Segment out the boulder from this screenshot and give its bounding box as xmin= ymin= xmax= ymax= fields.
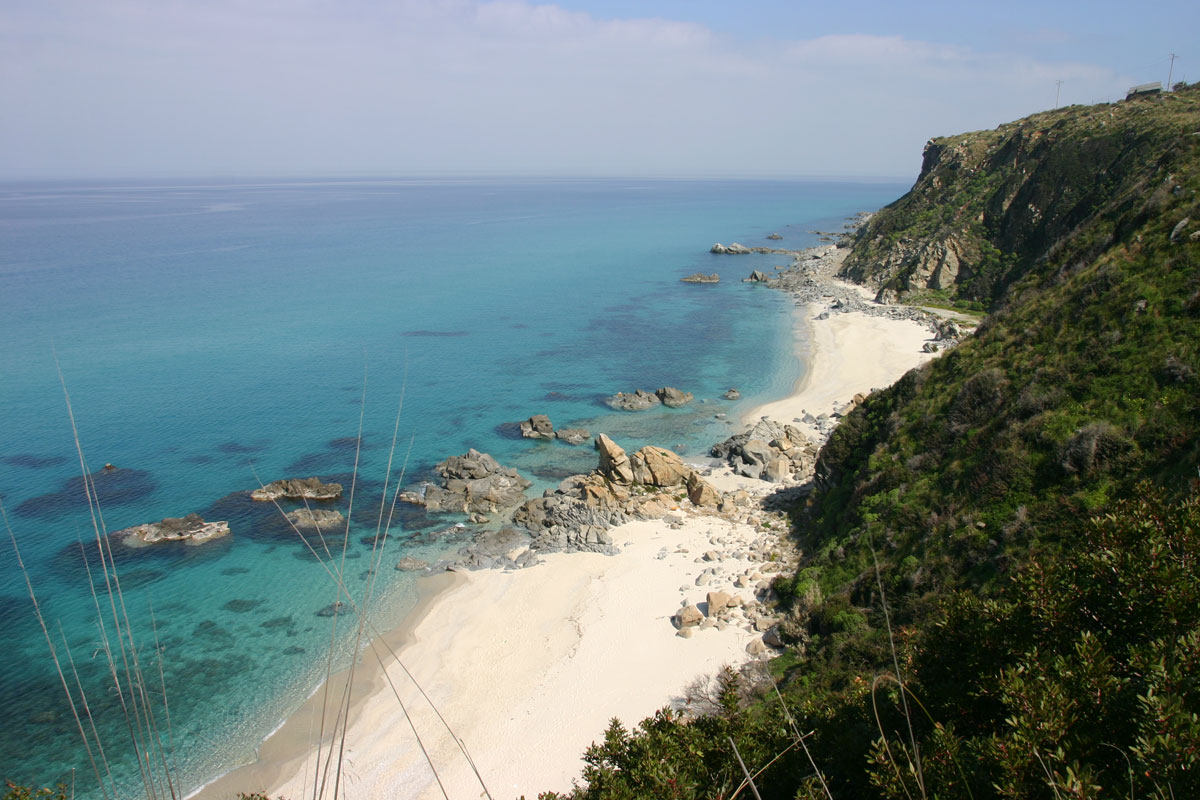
xmin=723 ymin=388 xmax=741 ymax=400
xmin=630 ymin=446 xmax=692 ymax=487
xmin=116 ymin=514 xmax=230 ymax=547
xmin=766 ymin=233 xmax=783 ymax=240
xmin=251 ymin=477 xmax=343 ymax=502
xmin=686 ymin=472 xmax=721 ymax=507
xmin=764 ymin=456 xmax=791 ymax=483
xmin=681 ymin=273 xmax=720 ymax=283
xmin=595 ymin=434 xmax=634 ymax=485
xmin=519 ymin=414 xmax=555 ymax=439
xmin=605 ymin=389 xmax=661 ymax=411
xmin=674 ymin=605 xmax=704 ymax=629
xmin=706 ymin=590 xmax=733 ymax=616
xmin=746 ymin=638 xmax=767 ymax=656
xmin=285 ymin=509 xmax=345 ymax=530
xmin=554 ymin=428 xmax=591 ymax=445
xmin=395 ymin=557 xmax=430 ymax=571
xmin=655 ymin=387 xmax=694 ymax=408
xmin=745 ymin=270 xmax=769 ymax=282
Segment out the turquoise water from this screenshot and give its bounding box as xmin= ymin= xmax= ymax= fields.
xmin=0 ymin=177 xmax=905 ymax=795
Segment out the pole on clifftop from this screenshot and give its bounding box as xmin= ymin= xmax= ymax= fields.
xmin=1168 ymin=53 xmax=1177 ymax=90
xmin=1055 ymin=79 xmax=1063 ymax=108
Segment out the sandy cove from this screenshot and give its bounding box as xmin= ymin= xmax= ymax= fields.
xmin=197 ymin=250 xmax=942 ymax=800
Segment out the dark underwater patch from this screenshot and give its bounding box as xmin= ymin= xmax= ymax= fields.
xmin=14 ymin=467 xmax=157 ymax=519
xmin=2 ymin=454 xmax=68 ymax=469
xmin=402 ymin=330 xmax=469 ymax=337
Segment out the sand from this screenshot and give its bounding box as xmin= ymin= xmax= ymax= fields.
xmin=197 ymin=276 xmax=940 ymax=800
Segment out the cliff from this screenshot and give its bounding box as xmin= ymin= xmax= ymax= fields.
xmin=546 ymin=86 xmax=1200 ymax=800
xmin=841 ymin=84 xmax=1200 ymax=308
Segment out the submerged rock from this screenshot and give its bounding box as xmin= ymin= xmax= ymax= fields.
xmin=554 ymin=428 xmax=591 ymax=446
xmin=251 ymin=477 xmax=343 ymax=502
xmin=723 ymin=388 xmax=741 ymax=400
xmin=116 ymin=514 xmax=230 ymax=547
xmin=285 ymin=509 xmax=345 ymax=530
xmin=681 ymin=273 xmax=719 ymax=283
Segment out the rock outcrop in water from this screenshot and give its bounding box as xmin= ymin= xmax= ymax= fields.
xmin=655 ymin=386 xmax=693 ymax=408
xmin=605 ymin=389 xmax=661 ymax=411
xmin=400 ymin=449 xmax=532 ymax=514
xmin=251 ymin=477 xmax=343 ymax=502
xmin=605 ymin=387 xmax=693 ymax=411
xmin=116 ymin=514 xmax=230 ymax=547
xmin=519 ymin=414 xmax=555 ymax=439
xmin=681 ymin=273 xmax=719 ymax=283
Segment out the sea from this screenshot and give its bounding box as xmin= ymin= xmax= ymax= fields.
xmin=0 ymin=177 xmax=906 ymax=796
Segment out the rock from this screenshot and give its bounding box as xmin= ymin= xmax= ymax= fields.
xmin=706 ymin=590 xmax=732 ymax=616
xmin=285 ymin=509 xmax=345 ymax=530
xmin=745 ymin=270 xmax=769 ymax=282
xmin=746 ymin=638 xmax=767 ymax=656
xmin=681 ymin=273 xmax=720 ymax=283
xmin=426 ymin=449 xmax=532 ymax=513
xmin=251 ymin=477 xmax=343 ymax=502
xmin=674 ymin=605 xmax=704 ymax=629
xmin=766 ymin=233 xmax=783 ymax=240
xmin=923 ymin=342 xmax=939 ymax=353
xmin=605 ymin=389 xmax=661 ymax=411
xmin=1171 ymin=217 xmax=1191 ymax=242
xmin=710 ymin=242 xmax=752 ymax=255
xmin=316 ymin=601 xmax=353 ymax=617
xmin=754 ymin=616 xmax=777 ymax=632
xmin=723 ymin=388 xmax=741 ymax=400
xmin=453 ymin=527 xmax=536 ymax=569
xmin=519 ymin=414 xmax=555 ymax=439
xmin=764 ymin=456 xmax=790 ymax=483
xmin=686 ymin=472 xmax=721 ymax=507
xmin=595 ymin=434 xmax=635 ymax=484
xmin=655 ymin=386 xmax=694 ymax=408
xmin=763 ymin=625 xmax=786 ymax=648
xmin=676 ymin=627 xmax=695 ymax=639
xmin=703 ymin=550 xmax=720 ymax=562
xmin=554 ymin=428 xmax=591 ymax=446
xmin=395 ymin=557 xmax=430 ymax=571
xmin=630 ymin=446 xmax=692 ymax=487
xmin=116 ymin=514 xmax=230 ymax=547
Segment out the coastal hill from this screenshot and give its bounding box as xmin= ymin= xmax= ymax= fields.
xmin=543 ymin=85 xmax=1200 ymax=797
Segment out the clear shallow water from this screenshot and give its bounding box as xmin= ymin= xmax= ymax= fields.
xmin=0 ymin=177 xmax=905 ymax=795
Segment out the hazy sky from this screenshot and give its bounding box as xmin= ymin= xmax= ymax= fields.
xmin=1 ymin=0 xmax=1194 ymax=180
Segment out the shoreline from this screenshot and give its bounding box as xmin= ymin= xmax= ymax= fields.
xmin=189 ymin=570 xmax=465 ymax=800
xmin=196 ymin=240 xmax=945 ymax=800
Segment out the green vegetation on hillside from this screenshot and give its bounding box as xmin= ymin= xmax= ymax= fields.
xmin=541 ymin=86 xmax=1200 ymax=799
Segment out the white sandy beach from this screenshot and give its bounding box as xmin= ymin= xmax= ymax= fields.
xmin=199 ymin=274 xmax=941 ymax=800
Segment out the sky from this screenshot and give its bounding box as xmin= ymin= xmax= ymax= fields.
xmin=1 ymin=0 xmax=1195 ymax=180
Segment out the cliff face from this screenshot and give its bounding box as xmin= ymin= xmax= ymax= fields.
xmin=842 ymin=85 xmax=1200 ymax=307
